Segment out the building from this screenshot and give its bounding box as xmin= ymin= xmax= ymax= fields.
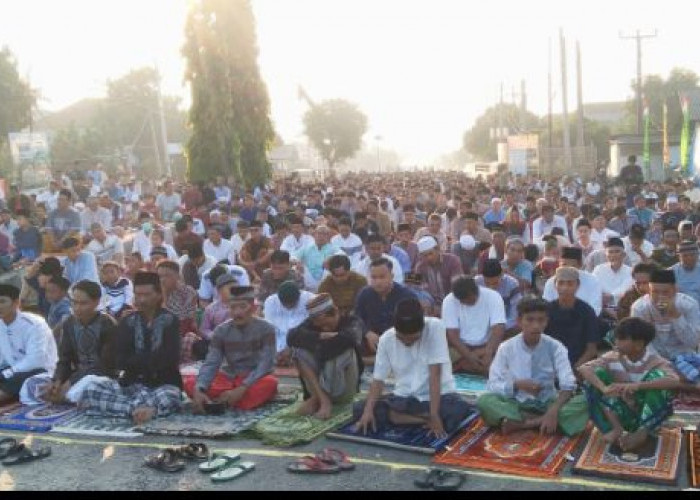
xmin=609 ymin=134 xmax=681 ymax=182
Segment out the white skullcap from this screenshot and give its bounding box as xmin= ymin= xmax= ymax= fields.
xmin=459 ymin=234 xmax=476 ymax=251
xmin=417 ymin=236 xmax=439 ymax=254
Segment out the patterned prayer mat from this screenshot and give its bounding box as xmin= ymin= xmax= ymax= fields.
xmin=690 ymin=432 xmax=699 ymax=488
xmin=0 ymin=404 xmax=78 ymax=433
xmin=674 ymin=392 xmax=700 ymax=413
xmin=51 ymin=413 xmax=143 ymax=438
xmin=251 ymin=401 xmax=354 ymax=447
xmin=327 ymin=412 xmax=479 ymax=455
xmin=454 ymin=374 xmax=488 ymax=395
xmin=0 ymin=401 xmax=21 ymax=417
xmin=573 ymin=427 xmax=682 ymax=486
xmin=433 ymin=418 xmax=583 ymax=478
xmin=273 ymin=367 xmax=299 ymax=378
xmin=134 ymin=400 xmax=294 ymax=439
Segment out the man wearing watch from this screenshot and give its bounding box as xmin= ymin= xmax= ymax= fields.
xmin=186 ymin=286 xmax=278 ymax=413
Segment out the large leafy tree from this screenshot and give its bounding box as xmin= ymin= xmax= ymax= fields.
xmin=183 ymin=0 xmax=275 ymax=187
xmin=463 ymin=103 xmax=540 ymax=161
xmin=303 ymin=99 xmax=368 ymax=176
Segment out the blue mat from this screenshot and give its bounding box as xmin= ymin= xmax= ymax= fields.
xmin=454 ymin=374 xmax=488 ymax=394
xmin=0 ymin=404 xmax=78 ymax=433
xmin=326 ymin=412 xmax=479 ymax=455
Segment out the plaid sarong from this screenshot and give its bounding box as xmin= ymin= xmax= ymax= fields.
xmin=79 ymin=379 xmax=181 ymax=419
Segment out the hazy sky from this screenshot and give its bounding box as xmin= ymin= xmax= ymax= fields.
xmin=1 ymin=0 xmax=698 ymax=164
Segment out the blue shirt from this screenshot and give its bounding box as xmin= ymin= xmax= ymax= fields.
xmin=47 ymin=297 xmax=72 ymax=329
xmin=628 ymin=207 xmax=654 ymax=229
xmin=673 ymin=262 xmax=700 ymax=307
xmin=389 ymin=245 xmax=412 ymax=275
xmin=293 ymin=243 xmax=339 ymax=281
xmin=483 ymin=209 xmax=506 ymax=225
xmin=239 ymin=207 xmax=258 ymax=224
xmin=501 ymin=259 xmax=534 ymax=285
xmin=63 ymin=251 xmax=100 ymax=285
xmin=354 ymin=283 xmax=415 ymax=335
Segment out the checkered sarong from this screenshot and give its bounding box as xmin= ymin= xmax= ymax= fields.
xmin=79 ymin=379 xmax=181 ymax=419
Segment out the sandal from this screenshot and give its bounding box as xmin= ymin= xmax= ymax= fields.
xmin=287 ymin=455 xmax=341 ymax=474
xmin=210 ymin=461 xmax=255 ymax=483
xmin=317 ymin=448 xmax=355 ymax=471
xmin=174 ymin=443 xmax=210 ymax=461
xmin=433 ymin=470 xmax=466 ymax=491
xmin=2 ymin=446 xmax=51 ymax=466
xmin=143 ymin=449 xmax=186 ymax=473
xmin=0 ymin=438 xmax=21 ymax=460
xmin=414 ymin=468 xmax=443 ymax=489
xmin=198 ymin=452 xmax=241 ymax=473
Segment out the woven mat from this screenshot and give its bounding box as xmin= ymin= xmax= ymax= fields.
xmin=0 ymin=404 xmax=78 ymax=433
xmin=52 ymin=413 xmax=143 ymax=438
xmin=674 ymin=392 xmax=700 ymax=413
xmin=690 ymin=431 xmax=699 ymax=488
xmin=327 ymin=412 xmax=478 ymax=455
xmin=573 ymin=427 xmax=682 ymax=486
xmin=250 ymin=401 xmax=353 ymax=447
xmin=433 ymin=418 xmax=583 ymax=478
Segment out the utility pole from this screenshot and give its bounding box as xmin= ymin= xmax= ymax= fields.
xmin=560 ymin=28 xmax=572 ymax=171
xmin=520 ymin=79 xmax=527 ymax=133
xmin=547 ymin=37 xmax=554 ymax=177
xmin=620 ymin=29 xmax=657 ymax=134
xmin=149 ymin=115 xmax=163 ymax=178
xmin=155 ymin=65 xmax=172 ymax=178
xmin=576 ymin=41 xmax=586 ymax=149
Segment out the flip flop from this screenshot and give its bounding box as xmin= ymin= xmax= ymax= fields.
xmin=317 ymin=448 xmax=355 ymax=471
xmin=174 ymin=443 xmax=210 ymax=461
xmin=433 ymin=470 xmax=466 ymax=491
xmin=414 ymin=468 xmax=443 ymax=489
xmin=0 ymin=438 xmax=21 ymax=460
xmin=2 ymin=446 xmax=51 ymax=466
xmin=287 ymin=455 xmax=341 ymax=474
xmin=198 ymin=452 xmax=241 ymax=473
xmin=210 ymin=461 xmax=255 ymax=483
xmin=143 ymin=449 xmax=186 ymax=473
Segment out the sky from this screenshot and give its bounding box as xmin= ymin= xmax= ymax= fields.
xmin=1 ymin=0 xmax=699 ymax=164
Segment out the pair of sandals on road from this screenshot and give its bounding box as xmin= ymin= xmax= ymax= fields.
xmin=414 ymin=467 xmax=466 ymax=491
xmin=144 ymin=443 xmax=254 ymax=483
xmin=287 ymin=448 xmax=355 ymax=474
xmin=0 ymin=438 xmax=51 ymax=467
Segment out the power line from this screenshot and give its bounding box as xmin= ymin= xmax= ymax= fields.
xmin=620 ymin=29 xmax=658 ymax=134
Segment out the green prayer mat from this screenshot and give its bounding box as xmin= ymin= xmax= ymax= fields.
xmin=249 ymin=401 xmax=354 ymax=447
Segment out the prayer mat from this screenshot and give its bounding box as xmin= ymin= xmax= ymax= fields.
xmin=433 ymin=418 xmax=583 ymax=478
xmin=453 ymin=374 xmax=488 ymax=394
xmin=274 ymin=367 xmax=299 ymax=378
xmin=251 ymin=401 xmax=354 ymax=447
xmin=51 ymin=413 xmax=143 ymax=438
xmin=674 ymin=392 xmax=700 ymax=413
xmin=134 ymin=400 xmax=293 ymax=439
xmin=0 ymin=404 xmax=78 ymax=433
xmin=573 ymin=427 xmax=682 ymax=486
xmin=0 ymin=401 xmax=21 ymax=416
xmin=689 ymin=431 xmax=699 ymax=488
xmin=326 ymin=412 xmax=479 ymax=455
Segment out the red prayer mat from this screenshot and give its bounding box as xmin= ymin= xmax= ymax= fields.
xmin=690 ymin=432 xmax=699 ymax=488
xmin=674 ymin=392 xmax=700 ymax=413
xmin=573 ymin=427 xmax=682 ymax=486
xmin=433 ymin=418 xmax=582 ymax=478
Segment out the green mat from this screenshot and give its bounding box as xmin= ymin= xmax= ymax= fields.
xmin=249 ymin=401 xmax=354 ymax=447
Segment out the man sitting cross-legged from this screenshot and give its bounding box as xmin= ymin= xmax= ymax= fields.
xmin=188 ymin=286 xmax=278 ymax=413
xmin=354 ymin=298 xmax=474 ymax=439
xmin=80 ymin=272 xmax=182 ymax=425
xmin=287 ymin=294 xmax=365 ymax=420
xmin=41 ymin=280 xmax=117 ymax=405
xmin=578 ymin=317 xmax=679 ymax=453
xmin=477 ymin=298 xmax=589 ymax=437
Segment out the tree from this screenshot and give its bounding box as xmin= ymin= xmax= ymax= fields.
xmin=463 ymin=103 xmax=540 ymax=160
xmin=183 ymin=0 xmax=275 ymax=187
xmin=303 ymin=99 xmax=368 ymax=176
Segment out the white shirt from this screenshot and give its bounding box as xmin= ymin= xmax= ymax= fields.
xmin=263 ymin=291 xmax=313 ymax=352
xmin=373 ymin=317 xmax=455 ymax=402
xmin=590 ymin=228 xmax=620 ymax=251
xmin=543 ymin=269 xmax=603 ymax=316
xmin=0 ymin=312 xmax=58 ymax=378
xmin=178 ymin=254 xmax=218 ymax=283
xmin=280 ymin=234 xmax=315 ymax=255
xmin=586 ymin=182 xmax=601 ymax=197
xmin=442 ymin=287 xmax=507 ymax=347
xmin=532 ymin=215 xmax=568 ymax=242
xmin=331 ymin=233 xmax=365 ymax=267
xmin=592 ymin=263 xmax=634 ymax=304
xmin=36 ymin=190 xmax=59 ymax=212
xmin=203 ymin=238 xmax=234 ymax=263
xmin=229 ymin=233 xmax=250 ymax=262
xmin=622 ymin=237 xmax=655 ymax=267
xmin=353 ymin=253 xmax=404 ymax=284
xmin=81 ymin=207 xmax=113 ymax=232
xmin=488 ymin=333 xmax=577 ymax=404
xmin=85 ymin=234 xmax=125 ymax=267
xmin=197 ymin=264 xmax=250 ymax=302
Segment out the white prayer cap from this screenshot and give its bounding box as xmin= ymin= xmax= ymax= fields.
xmin=667 ymin=196 xmax=679 ymax=204
xmin=459 ymin=234 xmax=476 ymax=251
xmin=417 ymin=236 xmax=438 ymax=254
xmin=209 ymin=209 xmax=222 ymax=217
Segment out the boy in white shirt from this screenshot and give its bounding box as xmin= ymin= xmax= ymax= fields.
xmin=353 ymin=298 xmax=475 ymax=438
xmin=477 ymin=298 xmax=588 ymax=436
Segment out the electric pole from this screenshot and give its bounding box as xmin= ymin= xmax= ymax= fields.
xmin=155 ymin=65 xmax=172 ymax=178
xmin=620 ymin=29 xmax=657 ymax=134
xmin=576 ymin=41 xmax=586 ymax=149
xmin=560 ymin=28 xmax=572 ymax=171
